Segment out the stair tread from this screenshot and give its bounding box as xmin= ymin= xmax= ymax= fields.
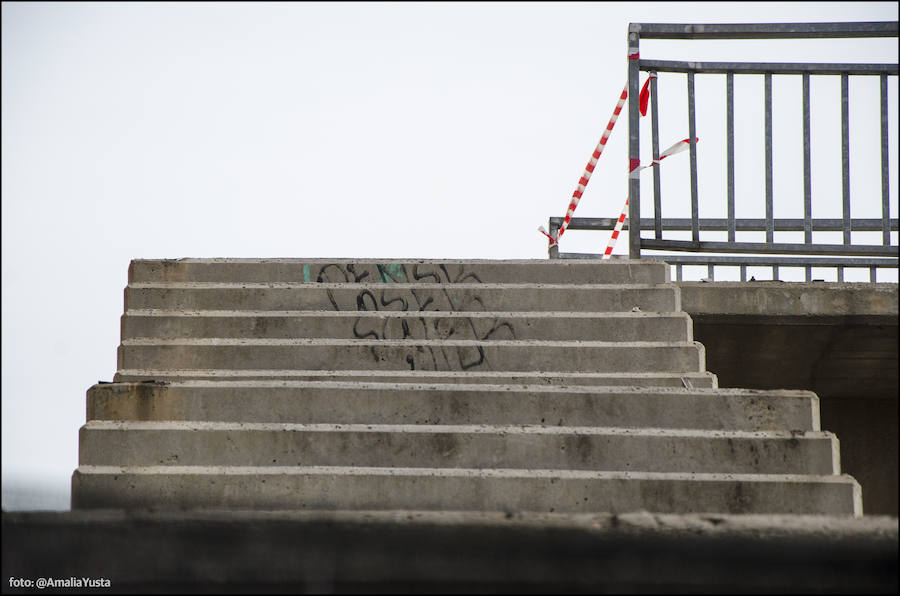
xmin=74 ymin=465 xmax=856 ymax=483
xmin=81 ymin=420 xmax=831 ymax=438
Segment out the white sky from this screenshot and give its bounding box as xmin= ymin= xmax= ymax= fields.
xmin=2 ymin=2 xmax=897 ymax=510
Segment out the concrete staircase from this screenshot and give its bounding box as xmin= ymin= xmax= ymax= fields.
xmin=72 ymin=259 xmax=862 ymax=515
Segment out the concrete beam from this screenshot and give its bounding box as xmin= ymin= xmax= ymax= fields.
xmin=678 ymin=281 xmax=898 ymax=318
xmin=78 ymin=421 xmax=840 ymax=475
xmin=116 ymin=339 xmax=706 ymax=373
xmin=87 ymin=382 xmax=816 ymax=431
xmin=124 ymin=283 xmax=682 ymax=313
xmin=121 ymin=310 xmax=693 ymax=342
xmin=112 ymin=369 xmax=719 ymax=387
xmin=3 ymin=510 xmax=896 ymax=592
xmin=71 ymin=466 xmax=862 ymax=515
xmin=0 ymin=510 xmax=898 ymax=594
xmin=128 ymin=258 xmax=671 ymax=285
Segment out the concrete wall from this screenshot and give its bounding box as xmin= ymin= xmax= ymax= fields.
xmin=678 ymin=282 xmax=899 ymax=516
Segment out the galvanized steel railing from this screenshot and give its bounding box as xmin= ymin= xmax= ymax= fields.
xmin=548 ymin=22 xmax=899 ymax=282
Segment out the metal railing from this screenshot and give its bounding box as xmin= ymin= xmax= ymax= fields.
xmin=549 ymin=22 xmax=899 ymax=282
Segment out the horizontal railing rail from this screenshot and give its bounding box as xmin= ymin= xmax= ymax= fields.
xmin=550 ymin=217 xmax=899 ymax=233
xmin=639 ymin=60 xmax=898 ymax=76
xmin=631 ymin=21 xmax=899 ymax=39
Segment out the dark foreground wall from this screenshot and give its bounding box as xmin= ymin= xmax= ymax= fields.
xmin=2 ymin=510 xmax=897 ymax=594
xmin=679 ymin=282 xmax=898 ymax=516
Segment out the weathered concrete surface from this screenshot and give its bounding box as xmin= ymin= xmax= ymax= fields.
xmin=73 ymin=260 xmax=881 ymax=518
xmin=678 ymin=281 xmax=897 ymax=317
xmin=71 ymin=466 xmax=862 ymax=515
xmin=128 ymin=258 xmax=671 ymax=284
xmin=678 ymin=281 xmax=898 ymax=516
xmin=4 ymin=510 xmax=896 ymax=593
xmin=79 ymin=421 xmax=839 ymax=474
xmin=113 ymin=368 xmax=720 ymax=387
xmin=121 ymin=310 xmax=694 ymax=341
xmin=86 ymin=382 xmax=815 ymax=431
xmin=117 ymin=338 xmax=706 ymax=373
xmin=125 ymin=282 xmax=682 ymax=313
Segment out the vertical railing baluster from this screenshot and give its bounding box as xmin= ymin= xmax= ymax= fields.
xmin=676 ymin=264 xmax=683 ymax=282
xmin=837 ymin=266 xmax=844 ymax=282
xmin=881 ymin=73 xmax=890 ymax=246
xmin=740 ymin=264 xmax=747 ymax=282
xmin=765 ymin=72 xmax=774 ymax=244
xmin=803 ymin=72 xmax=812 ymax=286
xmin=650 ymin=72 xmax=662 ymax=239
xmin=628 ymin=28 xmax=641 ymax=260
xmin=687 ymin=72 xmax=699 ymax=243
xmin=772 ymin=265 xmax=779 ymax=281
xmin=870 ymin=267 xmax=876 ymax=283
xmin=841 ymin=73 xmax=851 ymax=246
xmin=803 ymin=73 xmax=812 ymax=246
xmin=727 ymin=72 xmax=735 ymax=244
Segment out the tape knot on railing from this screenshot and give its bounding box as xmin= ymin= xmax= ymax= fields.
xmin=628 ymin=137 xmax=699 ymax=178
xmin=639 ymin=72 xmax=657 ymax=117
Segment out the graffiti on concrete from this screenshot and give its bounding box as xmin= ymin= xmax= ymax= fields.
xmin=302 ymin=263 xmax=516 ymax=370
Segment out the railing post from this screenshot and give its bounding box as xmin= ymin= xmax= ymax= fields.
xmin=650 ymin=72 xmax=662 ymax=239
xmin=688 ymin=73 xmax=700 ymax=244
xmin=548 ymin=220 xmax=560 ymax=259
xmin=628 ymin=24 xmax=642 ymax=260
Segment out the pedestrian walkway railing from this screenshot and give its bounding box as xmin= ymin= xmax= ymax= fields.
xmin=548 ymin=22 xmax=899 ymax=282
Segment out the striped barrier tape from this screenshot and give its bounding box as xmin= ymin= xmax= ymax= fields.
xmin=538 ymin=84 xmax=628 ymax=246
xmin=628 ymin=137 xmax=698 ymax=178
xmin=538 ymin=66 xmax=655 ymax=247
xmin=602 ymin=137 xmax=699 ymax=259
xmin=602 ymin=198 xmax=630 ymax=259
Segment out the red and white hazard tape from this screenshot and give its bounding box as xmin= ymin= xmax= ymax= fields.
xmin=602 ymin=198 xmax=629 ymax=259
xmin=538 ymin=84 xmax=628 ymax=246
xmin=602 ymin=137 xmax=699 ymax=259
xmin=538 ymin=67 xmax=655 ymax=247
xmin=628 ymin=137 xmax=698 ymax=178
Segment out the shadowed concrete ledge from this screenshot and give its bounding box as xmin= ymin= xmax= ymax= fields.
xmin=2 ymin=510 xmax=897 ymax=593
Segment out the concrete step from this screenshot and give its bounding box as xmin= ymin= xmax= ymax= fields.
xmin=78 ymin=421 xmax=840 ymax=475
xmin=128 ymin=259 xmax=671 ymax=285
xmin=70 ymin=466 xmax=862 ymax=515
xmin=112 ymin=369 xmax=719 ymax=387
xmin=117 ymin=339 xmax=706 ymax=373
xmin=121 ymin=310 xmax=693 ymax=342
xmin=87 ymin=382 xmax=815 ymax=432
xmin=124 ymin=283 xmax=681 ymax=313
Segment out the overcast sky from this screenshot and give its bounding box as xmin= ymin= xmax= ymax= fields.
xmin=2 ymin=2 xmax=897 ymax=510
